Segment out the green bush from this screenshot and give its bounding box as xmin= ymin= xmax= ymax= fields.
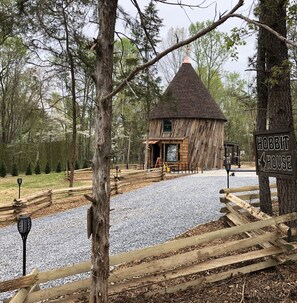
xmin=0 ymin=162 xmax=7 ymax=177
xmin=25 ymin=163 xmax=32 ymax=175
xmin=35 ymin=161 xmax=41 ymax=174
xmin=44 ymin=161 xmax=51 ymax=174
xmin=11 ymin=163 xmax=19 ymax=176
xmin=75 ymin=160 xmax=80 ymax=170
xmin=56 ymin=162 xmax=62 ymax=173
xmin=83 ymin=159 xmax=89 ymax=169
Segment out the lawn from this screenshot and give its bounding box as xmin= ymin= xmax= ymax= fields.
xmin=0 ymin=172 xmax=88 ymax=205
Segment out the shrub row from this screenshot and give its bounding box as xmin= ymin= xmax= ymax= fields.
xmin=0 ymin=159 xmax=90 ymax=178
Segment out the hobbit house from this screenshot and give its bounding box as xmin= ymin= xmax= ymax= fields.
xmin=148 ymin=58 xmax=227 ymax=170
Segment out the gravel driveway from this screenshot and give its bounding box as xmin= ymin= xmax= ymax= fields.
xmin=0 ymin=169 xmax=262 ymax=300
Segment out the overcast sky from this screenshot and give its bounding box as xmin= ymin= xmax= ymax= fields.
xmin=117 ymin=0 xmax=257 ymax=79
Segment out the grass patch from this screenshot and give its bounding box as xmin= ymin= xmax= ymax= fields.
xmin=0 ymin=172 xmax=89 ymax=205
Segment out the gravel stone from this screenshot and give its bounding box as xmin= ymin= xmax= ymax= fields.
xmin=0 ymin=170 xmax=266 ymax=301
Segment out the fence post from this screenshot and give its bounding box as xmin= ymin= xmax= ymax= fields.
xmin=49 ymin=190 xmax=53 ymax=206
xmin=113 ymin=177 xmax=118 ymax=195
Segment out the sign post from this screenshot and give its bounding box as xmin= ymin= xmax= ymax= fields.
xmin=17 ymin=215 xmax=32 ymax=276
xmin=254 ymin=130 xmax=296 ymax=179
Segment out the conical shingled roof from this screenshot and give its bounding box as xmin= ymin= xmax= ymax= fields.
xmin=150 ymin=62 xmax=227 ymax=121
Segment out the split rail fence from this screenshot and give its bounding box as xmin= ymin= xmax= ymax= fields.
xmin=0 ymin=168 xmax=165 ymax=223
xmin=1 ymin=183 xmax=297 ymax=302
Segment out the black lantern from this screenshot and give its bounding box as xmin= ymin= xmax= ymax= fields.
xmin=17 ymin=178 xmax=23 ymax=199
xmin=17 ymin=215 xmax=32 ymax=276
xmin=224 ymin=157 xmax=232 ymax=188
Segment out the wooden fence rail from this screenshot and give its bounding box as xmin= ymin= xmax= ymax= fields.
xmin=2 ymin=182 xmax=297 ymax=302
xmin=0 ymin=168 xmax=165 ymax=223
xmin=0 ymin=190 xmax=52 ymax=223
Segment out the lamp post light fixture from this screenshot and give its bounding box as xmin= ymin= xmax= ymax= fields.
xmin=17 ymin=177 xmax=23 ymax=199
xmin=224 ymin=157 xmax=232 ymax=188
xmin=17 ymin=215 xmax=32 ymax=276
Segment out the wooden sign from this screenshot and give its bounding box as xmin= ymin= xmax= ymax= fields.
xmin=254 ymin=130 xmax=296 ymax=179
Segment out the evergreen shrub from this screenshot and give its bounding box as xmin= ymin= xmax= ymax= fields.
xmin=35 ymin=161 xmax=41 ymax=174
xmin=25 ymin=163 xmax=32 ymax=175
xmin=11 ymin=163 xmax=18 ymax=176
xmin=83 ymin=159 xmax=89 ymax=168
xmin=56 ymin=162 xmax=62 ymax=173
xmin=44 ymin=161 xmax=51 ymax=174
xmin=0 ymin=162 xmax=7 ymax=177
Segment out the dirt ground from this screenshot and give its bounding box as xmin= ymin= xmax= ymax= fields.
xmin=108 ymin=266 xmax=297 ymax=303
xmin=108 ymin=222 xmax=297 ymax=303
xmin=3 ymin=173 xmax=297 ymax=302
xmin=73 ymin=220 xmax=297 ymax=303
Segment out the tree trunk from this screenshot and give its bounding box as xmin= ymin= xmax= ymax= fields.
xmin=61 ymin=5 xmax=77 ymax=188
xmin=91 ymin=1 xmax=118 ymax=302
xmin=256 ymin=1 xmax=272 ymax=215
xmin=264 ymin=0 xmax=297 ymax=226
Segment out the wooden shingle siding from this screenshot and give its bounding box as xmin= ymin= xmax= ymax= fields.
xmin=149 ymin=118 xmax=224 ymax=169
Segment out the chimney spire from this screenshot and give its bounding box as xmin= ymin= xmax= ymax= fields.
xmin=184 ymin=44 xmax=190 ymax=63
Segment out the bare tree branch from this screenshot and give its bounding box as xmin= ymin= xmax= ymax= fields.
xmin=102 ymin=0 xmax=244 ymax=102
xmin=155 ymin=0 xmax=212 ymax=9
xmin=232 ymin=13 xmax=297 ymax=49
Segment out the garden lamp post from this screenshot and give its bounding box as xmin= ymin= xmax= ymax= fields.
xmin=17 ymin=177 xmax=22 ymax=199
xmin=17 ymin=215 xmax=32 ymax=276
xmin=224 ymin=157 xmax=232 ymax=189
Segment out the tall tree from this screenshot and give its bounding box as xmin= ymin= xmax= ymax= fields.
xmin=113 ymin=38 xmax=146 ymax=165
xmin=90 ymin=0 xmax=117 ymax=301
xmin=159 ymin=27 xmax=188 ymax=85
xmin=189 ymin=20 xmax=236 ymax=91
xmin=91 ymin=1 xmax=246 ymax=301
xmin=130 ymin=1 xmax=163 ymax=168
xmin=255 ymin=1 xmax=272 ymax=215
xmin=0 ymin=37 xmax=48 ymax=145
xmin=221 ymin=72 xmax=254 ymax=154
xmin=262 ymin=0 xmax=297 ymax=223
xmin=21 ymin=0 xmax=92 ymax=186
xmin=0 ymin=0 xmax=15 ymax=44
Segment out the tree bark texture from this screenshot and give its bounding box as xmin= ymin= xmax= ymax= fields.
xmin=61 ymin=4 xmax=77 ymax=188
xmin=91 ymin=1 xmax=118 ymax=302
xmin=263 ymin=0 xmax=297 ymax=225
xmin=256 ymin=1 xmax=272 ymax=215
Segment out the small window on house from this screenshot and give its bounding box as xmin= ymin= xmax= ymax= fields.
xmin=165 ymin=144 xmax=180 ymax=162
xmin=163 ymin=119 xmax=172 ymax=133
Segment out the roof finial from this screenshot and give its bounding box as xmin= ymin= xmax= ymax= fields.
xmin=184 ymin=45 xmax=190 ymax=64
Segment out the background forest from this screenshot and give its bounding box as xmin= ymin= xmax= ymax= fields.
xmin=1 ymin=1 xmax=297 ymax=175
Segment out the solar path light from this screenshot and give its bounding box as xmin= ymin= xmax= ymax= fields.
xmin=17 ymin=177 xmax=22 ymax=199
xmin=224 ymin=157 xmax=232 ymax=189
xmin=17 ymin=215 xmax=32 ymax=276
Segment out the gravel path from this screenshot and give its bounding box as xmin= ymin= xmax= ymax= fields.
xmin=0 ymin=169 xmax=263 ymax=300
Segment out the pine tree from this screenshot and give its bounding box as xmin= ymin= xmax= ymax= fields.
xmin=35 ymin=161 xmax=41 ymax=174
xmin=11 ymin=163 xmax=18 ymax=176
xmin=130 ymin=1 xmax=163 ymax=168
xmin=56 ymin=162 xmax=62 ymax=173
xmin=75 ymin=160 xmax=80 ymax=170
xmin=25 ymin=163 xmax=32 ymax=175
xmin=83 ymin=159 xmax=89 ymax=168
xmin=0 ymin=162 xmax=7 ymax=177
xmin=44 ymin=161 xmax=51 ymax=174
